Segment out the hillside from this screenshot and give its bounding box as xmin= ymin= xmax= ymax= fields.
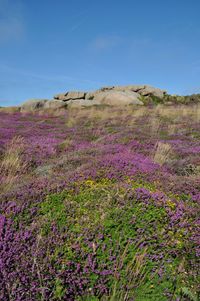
xmin=0 ymin=105 xmax=199 ymax=300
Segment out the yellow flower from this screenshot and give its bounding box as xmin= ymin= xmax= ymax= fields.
xmin=176 ymin=240 xmax=183 ymax=248
xmin=85 ymin=179 xmax=95 ymax=186
xmin=166 ymin=200 xmax=176 ymax=209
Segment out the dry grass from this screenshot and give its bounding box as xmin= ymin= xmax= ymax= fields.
xmin=65 ymin=106 xmax=148 ymax=128
xmin=167 ymin=123 xmax=179 ymax=135
xmin=57 ymin=138 xmax=73 ymax=151
xmin=0 ymin=136 xmax=27 ymax=193
xmin=0 ymin=106 xmax=20 ymax=113
xmin=101 ymin=244 xmax=148 ymax=301
xmin=192 ymin=104 xmax=200 ymax=122
xmin=153 ymin=141 xmax=172 ymax=166
xmin=38 ymin=108 xmax=67 ymax=117
xmin=148 ymin=116 xmax=162 ymax=137
xmin=154 ymin=104 xmax=200 ymax=121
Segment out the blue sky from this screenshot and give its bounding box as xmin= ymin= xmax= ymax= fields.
xmin=0 ymin=0 xmax=200 ymax=106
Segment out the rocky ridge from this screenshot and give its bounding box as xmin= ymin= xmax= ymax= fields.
xmin=2 ymin=84 xmax=200 ymax=112
xmin=20 ymin=84 xmax=166 ymax=111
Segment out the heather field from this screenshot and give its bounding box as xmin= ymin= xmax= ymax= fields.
xmin=0 ymin=105 xmax=199 ymax=301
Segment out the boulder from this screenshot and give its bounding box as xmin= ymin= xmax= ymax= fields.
xmin=93 ymin=91 xmax=143 ymax=106
xmin=54 ymin=93 xmax=67 ymax=100
xmin=44 ymin=100 xmax=68 ymax=109
xmin=20 ymin=99 xmax=48 ymax=111
xmin=87 ymin=85 xmax=166 ymax=99
xmin=54 ymin=91 xmax=86 ymax=101
xmin=85 ymin=92 xmax=95 ymax=100
xmin=85 ymin=91 xmax=102 ymax=100
xmin=99 ymin=86 xmax=115 ymax=92
xmin=67 ymin=91 xmax=86 ymax=100
xmin=139 ymin=86 xmax=166 ymax=98
xmin=67 ymin=98 xmax=101 ymax=108
xmin=112 ymin=85 xmax=146 ymax=92
xmin=112 ymin=85 xmax=166 ymax=98
xmin=54 ymin=85 xmax=167 ymax=104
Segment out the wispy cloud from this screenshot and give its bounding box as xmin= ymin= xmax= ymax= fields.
xmin=0 ymin=0 xmax=25 ymax=44
xmin=68 ymin=19 xmax=87 ymax=33
xmin=90 ymin=35 xmax=122 ymax=51
xmin=68 ymin=8 xmax=90 ymax=33
xmin=0 ymin=63 xmax=103 ymax=86
xmin=90 ymin=36 xmax=153 ymax=53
